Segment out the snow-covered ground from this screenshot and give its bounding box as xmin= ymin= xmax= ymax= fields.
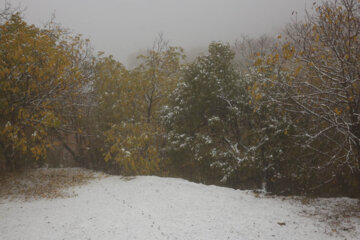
xmin=0 ymin=171 xmax=359 ymax=240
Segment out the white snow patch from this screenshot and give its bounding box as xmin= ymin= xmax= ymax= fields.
xmin=0 ymin=171 xmax=359 ymax=240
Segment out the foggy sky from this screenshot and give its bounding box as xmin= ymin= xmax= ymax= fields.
xmin=7 ymin=0 xmax=314 ymax=65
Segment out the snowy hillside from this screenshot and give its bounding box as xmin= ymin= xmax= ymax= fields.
xmin=0 ymin=170 xmax=359 ymax=240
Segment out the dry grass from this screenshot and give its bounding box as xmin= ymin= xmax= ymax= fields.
xmin=256 ymin=193 xmax=360 ymax=236
xmin=0 ymin=168 xmax=104 ymax=201
xmin=292 ymin=196 xmax=360 ymax=237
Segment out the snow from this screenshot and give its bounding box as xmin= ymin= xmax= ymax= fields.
xmin=0 ymin=172 xmax=359 ymax=240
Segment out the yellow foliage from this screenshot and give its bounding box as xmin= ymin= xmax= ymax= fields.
xmin=0 ymin=14 xmax=86 ymax=162
xmin=254 ymin=58 xmax=263 ymax=66
xmin=282 ymin=43 xmax=295 ymax=60
xmin=103 ymin=123 xmax=162 ymax=175
xmin=334 ymin=108 xmax=342 ymax=115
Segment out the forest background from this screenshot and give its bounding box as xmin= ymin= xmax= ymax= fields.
xmin=1 ymin=0 xmax=360 ymax=197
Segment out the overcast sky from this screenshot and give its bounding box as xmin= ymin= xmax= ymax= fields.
xmin=7 ymin=0 xmax=315 ymax=65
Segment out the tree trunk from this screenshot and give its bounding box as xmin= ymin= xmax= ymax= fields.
xmin=147 ymin=99 xmax=153 ymax=123
xmin=53 ymin=132 xmax=79 ymax=165
xmin=4 ymin=147 xmax=16 ymax=172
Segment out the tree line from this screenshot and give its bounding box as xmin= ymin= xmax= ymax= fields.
xmin=1 ymin=0 xmax=359 ymax=197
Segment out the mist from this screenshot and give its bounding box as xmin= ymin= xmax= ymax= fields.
xmin=8 ymin=0 xmax=314 ymax=65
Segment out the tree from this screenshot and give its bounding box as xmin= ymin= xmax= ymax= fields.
xmin=163 ymin=42 xmax=260 ymax=185
xmin=234 ymin=35 xmax=278 ymax=72
xmin=287 ymin=0 xmax=360 ymax=184
xmin=0 ymin=14 xmax=87 ymax=170
xmin=93 ymin=53 xmax=167 ymax=175
xmin=92 ymin=55 xmax=156 ymax=174
xmin=135 ymin=34 xmax=185 ymax=123
xmin=251 ymin=0 xmax=360 ymax=195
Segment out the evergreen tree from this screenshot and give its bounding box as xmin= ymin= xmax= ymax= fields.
xmin=163 ymin=42 xmax=258 ymax=185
